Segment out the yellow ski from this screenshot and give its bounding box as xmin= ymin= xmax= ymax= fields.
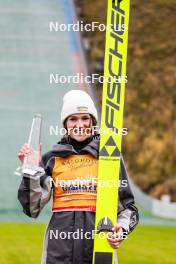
xmin=93 ymin=0 xmax=130 ymax=263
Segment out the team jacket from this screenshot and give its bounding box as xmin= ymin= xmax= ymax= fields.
xmin=18 ymin=135 xmax=139 ymax=264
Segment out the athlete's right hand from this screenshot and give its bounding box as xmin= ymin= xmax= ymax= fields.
xmin=18 ymin=143 xmax=32 ymax=163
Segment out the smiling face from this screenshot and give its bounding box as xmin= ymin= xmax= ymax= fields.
xmin=65 ymin=113 xmax=93 ymax=142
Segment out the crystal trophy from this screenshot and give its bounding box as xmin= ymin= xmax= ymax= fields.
xmin=22 ymin=114 xmax=43 ymax=175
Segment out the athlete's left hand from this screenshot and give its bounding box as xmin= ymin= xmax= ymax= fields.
xmin=107 ymin=223 xmax=123 ymax=249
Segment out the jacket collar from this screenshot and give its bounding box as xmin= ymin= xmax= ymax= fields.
xmin=52 ymin=135 xmax=100 ymax=158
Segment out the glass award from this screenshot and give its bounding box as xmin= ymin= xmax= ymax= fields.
xmin=22 ymin=114 xmax=42 ymax=175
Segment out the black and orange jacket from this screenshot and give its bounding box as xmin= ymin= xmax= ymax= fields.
xmin=18 ymin=134 xmax=139 ymax=233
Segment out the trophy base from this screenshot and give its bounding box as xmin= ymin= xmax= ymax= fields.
xmin=22 ymin=165 xmax=45 ymax=176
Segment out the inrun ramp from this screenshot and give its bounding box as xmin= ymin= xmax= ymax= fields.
xmin=0 ymin=0 xmax=87 ymax=222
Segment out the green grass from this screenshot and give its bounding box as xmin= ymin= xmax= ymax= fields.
xmin=118 ymin=225 xmax=176 ymax=264
xmin=0 ymin=223 xmax=175 ymax=264
xmin=0 ymin=223 xmax=45 ymax=264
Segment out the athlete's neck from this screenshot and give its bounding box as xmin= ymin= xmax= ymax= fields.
xmin=69 ymin=136 xmax=92 ymax=152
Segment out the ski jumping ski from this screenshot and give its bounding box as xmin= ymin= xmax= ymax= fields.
xmin=93 ymin=0 xmax=130 ymax=263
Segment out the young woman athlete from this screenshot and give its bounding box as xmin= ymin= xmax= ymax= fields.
xmin=18 ymin=90 xmax=139 ymax=264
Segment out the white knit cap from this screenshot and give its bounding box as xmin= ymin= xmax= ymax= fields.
xmin=61 ymin=90 xmax=98 ymax=125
